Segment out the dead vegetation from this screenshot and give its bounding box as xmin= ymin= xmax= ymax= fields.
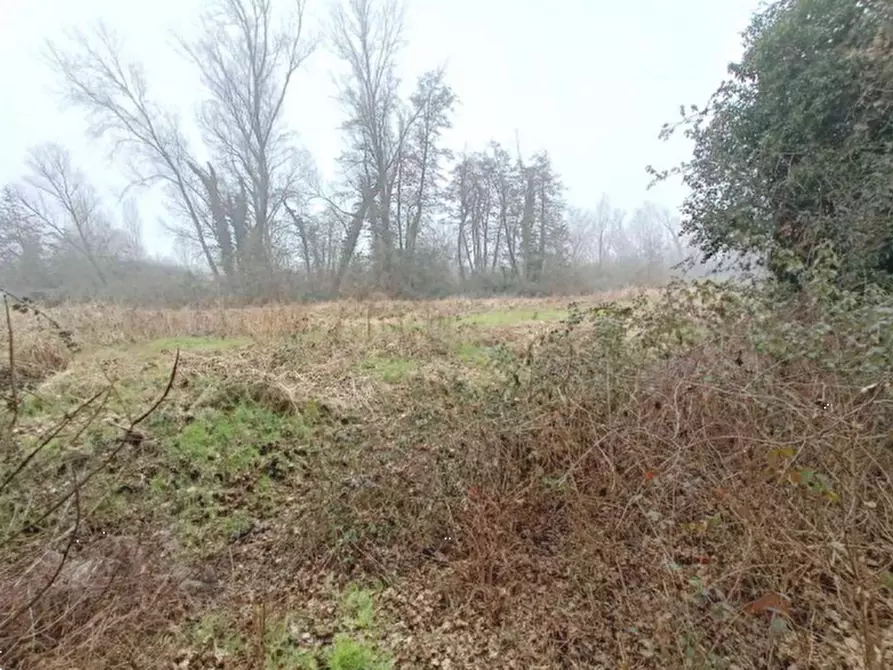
xmin=1 ymin=275 xmax=892 ymax=669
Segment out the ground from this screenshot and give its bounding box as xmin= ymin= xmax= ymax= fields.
xmin=0 ymin=295 xmax=590 ymax=669
xmin=2 ymin=288 xmax=893 ymax=669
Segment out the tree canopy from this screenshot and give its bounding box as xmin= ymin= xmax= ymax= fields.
xmin=661 ymin=0 xmax=893 ymax=288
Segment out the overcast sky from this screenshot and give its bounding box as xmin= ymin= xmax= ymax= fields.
xmin=0 ymin=0 xmax=761 ymax=258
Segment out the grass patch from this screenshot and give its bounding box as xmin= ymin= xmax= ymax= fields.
xmin=178 ymin=586 xmax=393 ymax=670
xmin=340 ymin=584 xmax=379 ymax=631
xmin=145 ymin=401 xmax=314 ymax=552
xmin=166 ymin=403 xmax=305 ymax=471
xmin=141 ymin=335 xmax=252 ymax=352
xmin=454 ymin=342 xmax=497 ymax=367
xmin=458 ymin=307 xmax=567 ymax=327
xmin=356 ymin=356 xmax=417 ymax=383
xmin=325 ymin=635 xmax=393 ymax=670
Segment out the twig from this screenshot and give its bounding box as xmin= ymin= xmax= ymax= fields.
xmin=0 ymin=461 xmax=83 ymax=637
xmin=253 ymin=601 xmax=267 ymax=669
xmin=0 ymin=389 xmax=107 ymax=495
xmin=4 ymin=295 xmax=18 ymax=429
xmin=3 ymin=350 xmax=179 ymax=547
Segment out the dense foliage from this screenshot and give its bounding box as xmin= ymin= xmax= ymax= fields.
xmin=659 ymin=0 xmax=893 ymax=289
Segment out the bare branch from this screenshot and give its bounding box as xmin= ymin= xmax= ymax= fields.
xmin=45 ymin=24 xmax=220 ymax=276
xmin=17 ymin=143 xmax=113 ymax=285
xmin=175 ymin=0 xmax=318 ymax=283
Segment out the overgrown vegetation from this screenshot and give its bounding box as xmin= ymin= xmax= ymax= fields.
xmin=1 ymin=257 xmax=892 ymax=667
xmin=2 ymin=0 xmax=893 ymax=667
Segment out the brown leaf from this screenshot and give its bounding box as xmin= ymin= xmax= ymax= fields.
xmin=744 ymin=592 xmax=790 ymax=617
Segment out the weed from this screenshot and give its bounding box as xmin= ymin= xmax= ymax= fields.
xmin=262 ymin=616 xmax=319 ymax=670
xmin=341 ymin=584 xmax=378 ymax=630
xmin=356 ymin=356 xmax=417 ymax=383
xmin=325 ymin=634 xmax=394 ymax=670
xmin=190 ymin=613 xmax=246 ymax=656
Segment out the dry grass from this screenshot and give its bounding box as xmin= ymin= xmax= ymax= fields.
xmin=1 ymin=283 xmax=891 ymax=669
xmin=0 ymin=288 xmax=643 ymax=356
xmin=1 ymin=536 xmax=182 ymax=668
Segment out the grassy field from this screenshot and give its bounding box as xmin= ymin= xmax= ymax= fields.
xmin=2 ymin=285 xmax=892 ymax=669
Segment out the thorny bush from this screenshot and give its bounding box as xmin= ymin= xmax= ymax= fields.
xmin=441 ymin=249 xmax=893 ymax=667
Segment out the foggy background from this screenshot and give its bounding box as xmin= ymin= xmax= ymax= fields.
xmin=0 ymin=0 xmax=761 ymax=303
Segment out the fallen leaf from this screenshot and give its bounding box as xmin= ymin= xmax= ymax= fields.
xmin=744 ymin=592 xmax=790 ymax=617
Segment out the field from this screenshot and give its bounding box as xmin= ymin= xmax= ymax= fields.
xmin=2 ymin=286 xmax=893 ymax=669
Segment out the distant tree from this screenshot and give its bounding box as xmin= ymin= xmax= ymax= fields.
xmin=327 ymin=0 xmax=456 ymax=296
xmin=16 ymin=143 xmax=114 ymax=286
xmin=179 ymin=0 xmax=316 ymax=295
xmin=329 ymin=0 xmax=407 ymax=293
xmin=46 ymin=0 xmax=316 ymax=297
xmin=449 ymin=149 xmax=495 ymax=281
xmin=566 ymin=196 xmax=624 ymax=267
xmin=656 ymin=0 xmax=893 ymax=288
xmin=523 ymin=151 xmax=568 ymax=283
xmin=393 ymin=69 xmax=456 ymax=290
xmin=445 ymin=143 xmax=569 ymax=291
xmin=627 ymin=203 xmax=671 ymax=281
xmin=46 ymin=26 xmax=221 ymax=277
xmin=116 ymin=198 xmax=147 ymax=261
xmin=0 ymin=186 xmax=47 ymax=291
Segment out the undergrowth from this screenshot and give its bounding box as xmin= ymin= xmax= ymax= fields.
xmin=1 ymin=262 xmax=892 ymax=668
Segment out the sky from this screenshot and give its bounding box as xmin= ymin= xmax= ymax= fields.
xmin=0 ymin=0 xmax=762 ymax=258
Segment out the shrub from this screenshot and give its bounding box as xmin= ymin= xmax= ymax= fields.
xmin=442 ymin=250 xmax=893 ymax=666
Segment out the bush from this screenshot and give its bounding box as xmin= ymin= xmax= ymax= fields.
xmin=440 ymin=249 xmax=893 ymax=666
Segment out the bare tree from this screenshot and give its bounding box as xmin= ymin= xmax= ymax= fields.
xmin=16 ymin=144 xmax=113 ymax=285
xmin=567 ymin=195 xmax=625 ymax=266
xmin=46 ymin=1 xmax=316 ymax=297
xmin=650 ymin=202 xmax=687 ymax=261
xmin=115 ymin=197 xmax=147 ymax=261
xmin=178 ymin=0 xmax=317 ymax=286
xmin=449 ymin=150 xmax=495 ymax=279
xmin=0 ymin=187 xmax=42 ymax=268
xmin=489 ymin=142 xmax=521 ymax=277
xmin=45 ymin=25 xmax=221 ymax=276
xmin=566 ymin=206 xmax=597 ymax=265
xmin=393 ymin=69 xmax=456 ymax=286
xmin=628 ymin=202 xmax=671 ymax=277
xmin=0 ymin=186 xmax=48 ymax=294
xmin=330 ymin=0 xmax=414 ymax=293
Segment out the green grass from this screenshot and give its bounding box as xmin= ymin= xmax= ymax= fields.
xmin=166 ymin=403 xmax=304 ymax=472
xmin=458 ymin=307 xmax=567 ymax=327
xmin=455 ymin=342 xmax=496 ymax=367
xmin=263 ymin=616 xmax=320 ymax=670
xmin=148 ymin=401 xmax=314 ymax=551
xmin=18 ymin=336 xmax=246 ymax=420
xmin=325 ymin=635 xmax=393 ymax=670
xmin=341 ymin=584 xmax=379 ymax=630
xmin=190 ymin=613 xmax=246 ymax=657
xmin=140 ymin=335 xmax=252 ymax=352
xmin=180 ymin=586 xmax=393 ymax=670
xmin=356 ymin=356 xmax=418 ymax=383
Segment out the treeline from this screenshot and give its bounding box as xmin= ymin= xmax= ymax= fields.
xmin=0 ymin=0 xmax=698 ymax=306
